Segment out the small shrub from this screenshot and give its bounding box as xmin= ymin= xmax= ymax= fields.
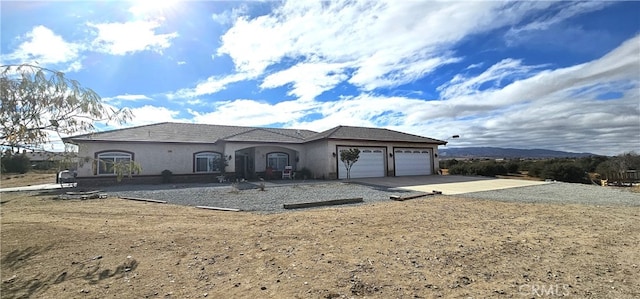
xmin=542 ymin=162 xmax=586 ymax=183
xmin=439 ymin=159 xmax=459 ymax=169
xmin=448 ymin=163 xmax=468 ymax=175
xmin=505 ymin=161 xmax=519 ymax=174
xmin=1 ymin=152 xmax=31 ymax=174
xmin=295 ymin=167 xmax=312 ymax=180
xmin=229 ymin=180 xmax=240 ymax=194
xmin=448 ymin=161 xmax=507 ymax=177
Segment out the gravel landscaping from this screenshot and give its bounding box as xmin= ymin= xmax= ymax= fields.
xmin=100 ymin=180 xmax=639 ymax=212
xmin=104 ymin=181 xmax=426 ymax=213
xmin=458 ymin=181 xmax=640 ymax=206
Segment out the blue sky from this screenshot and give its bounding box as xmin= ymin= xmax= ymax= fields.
xmin=1 ymin=0 xmax=639 ymax=155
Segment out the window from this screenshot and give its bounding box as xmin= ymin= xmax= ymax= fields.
xmin=267 ymin=152 xmax=289 ymax=171
xmin=195 ymin=152 xmax=222 ymax=173
xmin=97 ymin=151 xmax=133 ymax=175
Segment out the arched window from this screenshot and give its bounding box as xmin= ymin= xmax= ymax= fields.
xmin=96 ymin=151 xmax=133 ymax=175
xmin=266 ymin=152 xmax=289 ymax=171
xmin=194 ymin=152 xmax=222 ymax=173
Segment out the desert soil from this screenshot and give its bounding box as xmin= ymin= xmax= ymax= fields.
xmin=1 ymin=171 xmax=58 ymax=189
xmin=1 ymin=176 xmax=639 ymax=298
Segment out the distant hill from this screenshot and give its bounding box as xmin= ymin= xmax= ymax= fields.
xmin=439 ymin=147 xmax=598 ymax=159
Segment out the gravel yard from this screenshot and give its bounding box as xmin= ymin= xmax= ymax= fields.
xmin=457 ymin=181 xmax=640 ymax=206
xmin=102 ymin=180 xmax=640 ymax=212
xmin=105 ymin=181 xmax=425 ymax=212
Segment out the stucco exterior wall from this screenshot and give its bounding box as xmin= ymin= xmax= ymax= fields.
xmin=75 ymin=141 xmax=223 ymax=177
xmin=72 ymin=139 xmax=441 ymax=181
xmin=224 ymin=143 xmax=305 ymax=173
xmin=302 ymin=140 xmax=330 ymax=179
xmin=326 ymin=140 xmax=441 ymax=178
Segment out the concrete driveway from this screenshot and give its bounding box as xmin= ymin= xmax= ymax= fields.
xmin=353 ymin=175 xmax=548 ymax=195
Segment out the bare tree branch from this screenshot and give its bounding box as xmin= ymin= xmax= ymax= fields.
xmin=1 ymin=64 xmax=132 ymax=148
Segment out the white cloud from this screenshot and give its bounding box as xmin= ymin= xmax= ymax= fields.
xmin=349 ymin=55 xmax=461 ymax=91
xmin=291 ymin=35 xmax=639 ymax=155
xmin=465 ymin=63 xmax=484 ymax=70
xmin=189 ymin=98 xmax=319 ymax=127
xmin=215 ymin=0 xmax=555 ymax=98
xmin=128 ymin=0 xmax=181 ymax=18
xmin=178 ymin=1 xmax=619 ymax=101
xmin=404 ymin=35 xmax=640 ymax=155
xmin=175 ymin=35 xmax=638 ymax=155
xmin=104 ymin=94 xmax=152 ymax=102
xmin=261 ymin=62 xmax=350 ymax=100
xmin=126 ymin=105 xmax=186 ymax=127
xmin=2 ymin=25 xmax=82 ymax=71
xmin=437 ymin=58 xmax=546 ymax=99
xmin=169 ymin=72 xmax=251 ymax=99
xmin=186 ymin=99 xmax=204 ymax=106
xmin=292 ymin=94 xmax=426 ymax=131
xmin=88 ymin=20 xmax=178 ymax=55
xmin=211 ymin=5 xmax=248 ymax=25
xmin=506 ymin=1 xmax=612 ymax=41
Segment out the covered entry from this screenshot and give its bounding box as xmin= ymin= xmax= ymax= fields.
xmin=394 ymin=148 xmax=433 ymax=176
xmin=338 ymin=147 xmax=385 ymax=179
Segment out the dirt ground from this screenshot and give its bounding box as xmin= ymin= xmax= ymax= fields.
xmin=1 ymin=178 xmax=639 ymax=298
xmin=1 ymin=171 xmax=58 ymax=189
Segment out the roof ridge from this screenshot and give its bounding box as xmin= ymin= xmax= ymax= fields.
xmin=260 ymin=127 xmax=308 ymax=140
xmin=381 ymin=127 xmax=448 ymax=143
xmin=320 ymin=125 xmax=343 ymax=138
xmin=220 ymin=127 xmax=259 ymax=140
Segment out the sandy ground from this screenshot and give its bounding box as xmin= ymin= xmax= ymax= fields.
xmin=1 ymin=187 xmax=639 ymax=298
xmin=1 ymin=171 xmax=58 ymax=189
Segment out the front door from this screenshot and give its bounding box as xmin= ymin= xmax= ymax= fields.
xmin=235 ymin=154 xmax=248 ymax=179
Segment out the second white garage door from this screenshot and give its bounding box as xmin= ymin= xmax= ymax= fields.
xmin=338 ymin=147 xmax=385 ymax=179
xmin=394 ymin=148 xmax=433 ymax=176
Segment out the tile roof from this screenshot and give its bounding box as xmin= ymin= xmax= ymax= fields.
xmin=223 ymin=127 xmax=316 ymax=143
xmin=65 ymin=122 xmax=253 ymax=144
xmin=64 ymin=122 xmax=445 ymax=145
xmin=309 ymin=125 xmax=447 ymax=144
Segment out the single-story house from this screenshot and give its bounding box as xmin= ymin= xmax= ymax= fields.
xmin=63 ymin=122 xmax=447 ymax=184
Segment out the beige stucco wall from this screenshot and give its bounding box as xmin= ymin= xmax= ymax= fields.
xmin=73 ymin=140 xmax=441 ymax=179
xmin=224 ymin=143 xmax=305 ymax=172
xmin=75 ymin=141 xmax=223 ymax=177
xmin=325 ymin=140 xmax=441 ymax=178
xmin=302 ymin=140 xmax=330 ymax=179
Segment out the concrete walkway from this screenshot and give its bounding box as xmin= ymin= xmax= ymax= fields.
xmin=353 ymin=175 xmax=548 ymax=195
xmin=0 ymin=183 xmax=76 ymax=192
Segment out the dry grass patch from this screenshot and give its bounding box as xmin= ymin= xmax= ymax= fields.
xmin=1 ymin=191 xmax=639 ymax=298
xmin=1 ymin=171 xmax=57 ymax=189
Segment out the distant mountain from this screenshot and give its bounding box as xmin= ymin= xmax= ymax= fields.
xmin=439 ymin=147 xmax=598 ymax=159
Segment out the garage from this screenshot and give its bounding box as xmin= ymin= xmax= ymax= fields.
xmin=337 ymin=147 xmax=385 ymax=179
xmin=394 ymin=148 xmax=433 ymax=176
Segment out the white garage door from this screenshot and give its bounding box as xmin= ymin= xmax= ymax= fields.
xmin=394 ymin=148 xmax=432 ymax=176
xmin=338 ymin=147 xmax=385 ymax=179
